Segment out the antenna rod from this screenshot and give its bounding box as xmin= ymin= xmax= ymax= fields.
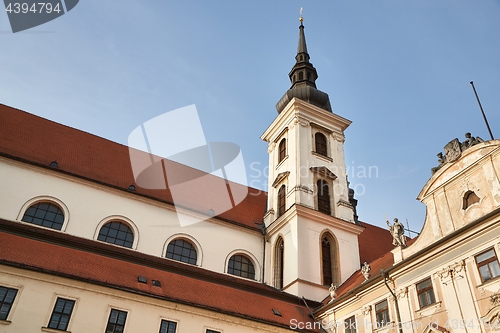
xmin=470 ymin=81 xmax=494 ymax=140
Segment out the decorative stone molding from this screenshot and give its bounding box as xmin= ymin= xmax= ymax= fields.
xmin=436 ymin=260 xmax=466 ymax=282
xmin=337 ymin=200 xmax=353 ymax=209
xmin=272 ymin=171 xmax=290 ymax=188
xmin=492 ymin=293 xmax=500 ymax=306
xmin=310 ymin=166 xmax=337 ymax=180
xmin=362 ymin=306 xmax=372 ymax=316
xmin=293 ymin=185 xmax=313 ymax=194
xmin=396 ymin=287 xmax=408 ymax=299
xmin=297 ymin=116 xmax=310 ymax=127
xmin=268 ymin=142 xmax=276 ymax=153
xmin=332 ymin=133 xmax=345 ymax=143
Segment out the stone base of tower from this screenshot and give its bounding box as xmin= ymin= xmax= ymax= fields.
xmin=283 ymin=278 xmax=330 ymax=303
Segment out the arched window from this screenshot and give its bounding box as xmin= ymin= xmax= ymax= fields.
xmin=315 ymin=132 xmax=328 ymax=156
xmin=97 ymin=221 xmax=134 ymax=248
xmin=166 ymin=239 xmax=197 ymax=265
xmin=228 ymin=254 xmax=255 ymax=280
xmin=463 ymin=190 xmax=480 ymax=209
xmin=277 ymin=185 xmax=286 ymax=217
xmin=274 ymin=237 xmax=284 ymax=289
xmin=321 ymin=233 xmax=339 ymax=286
xmin=21 ymin=202 xmax=64 ymax=230
xmin=278 ymin=138 xmax=287 ymax=163
xmin=317 ymin=180 xmax=331 ymax=215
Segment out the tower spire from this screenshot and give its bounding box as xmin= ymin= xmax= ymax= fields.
xmin=276 ymin=12 xmax=332 ymax=113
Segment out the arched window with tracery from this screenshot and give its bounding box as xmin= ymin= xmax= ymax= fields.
xmin=274 ymin=237 xmax=284 ymax=289
xmin=321 ymin=233 xmax=339 ymax=286
xmin=317 ymin=180 xmax=331 ymax=215
xmin=278 ymin=138 xmax=287 ymax=163
xmin=277 ymin=185 xmax=286 ymax=217
xmin=315 ymin=132 xmax=328 ymax=156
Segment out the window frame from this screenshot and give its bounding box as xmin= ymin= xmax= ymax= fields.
xmin=277 ymin=185 xmax=286 ymax=217
xmin=278 ymin=138 xmax=287 ymax=164
xmin=105 ymin=308 xmax=128 ymax=333
xmin=314 ymin=132 xmax=328 ymax=157
xmin=159 ymin=319 xmax=178 ymax=333
xmin=206 ymin=329 xmax=222 ymax=333
xmin=227 ymin=254 xmax=256 ymax=280
xmin=375 ymin=299 xmax=390 ymax=327
xmin=416 ymin=278 xmax=436 ymax=309
xmin=274 ymin=237 xmax=285 ymax=289
xmin=0 ymin=285 xmax=19 ymax=321
xmin=317 ymin=179 xmax=331 ymax=215
xmin=21 ymin=201 xmax=65 ymax=231
xmin=47 ymin=297 xmax=76 ymax=331
xmin=344 ymin=315 xmax=357 ymax=333
xmin=475 ymin=248 xmax=500 ymax=283
xmin=165 ymin=238 xmax=198 ymax=265
xmin=97 ymin=221 xmax=135 ymax=249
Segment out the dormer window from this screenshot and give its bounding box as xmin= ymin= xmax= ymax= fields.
xmin=315 ymin=132 xmax=328 ymax=157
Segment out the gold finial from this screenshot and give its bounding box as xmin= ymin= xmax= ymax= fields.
xmin=299 ymin=7 xmax=303 ymax=23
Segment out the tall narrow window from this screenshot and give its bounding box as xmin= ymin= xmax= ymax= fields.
xmin=475 ymin=249 xmax=500 ymax=282
xmin=317 ymin=180 xmax=331 ymax=215
xmin=48 ymin=297 xmax=75 ymax=331
xmin=106 ymin=309 xmax=127 ymax=333
xmin=277 ymin=185 xmax=286 ymax=217
xmin=0 ymin=286 xmax=18 ymax=321
xmin=21 ymin=202 xmax=65 ymax=230
xmin=315 ymin=132 xmax=328 ymax=156
xmin=416 ymin=278 xmax=436 ymax=308
xmin=321 ymin=234 xmax=339 ymax=286
xmin=98 ymin=221 xmax=134 ymax=248
xmin=345 ymin=316 xmax=357 ymax=333
xmin=159 ymin=319 xmax=177 ymax=333
xmin=166 ymin=239 xmax=197 ymax=265
xmin=274 ymin=237 xmax=284 ymax=289
xmin=278 ymin=138 xmax=287 ymax=163
xmin=375 ymin=300 xmax=390 ymax=326
xmin=228 ymin=254 xmax=255 ymax=280
xmin=322 ymin=237 xmax=333 ymax=286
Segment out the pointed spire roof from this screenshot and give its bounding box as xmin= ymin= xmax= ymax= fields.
xmin=276 ymin=16 xmax=332 ymax=113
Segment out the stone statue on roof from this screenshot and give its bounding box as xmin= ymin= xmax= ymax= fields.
xmin=386 ymin=218 xmax=406 ymax=247
xmin=361 ymin=262 xmax=371 ymax=280
xmin=431 ymin=152 xmax=446 ymax=174
xmin=462 ymin=132 xmax=484 ymax=150
xmin=328 ymin=283 xmax=337 ymax=302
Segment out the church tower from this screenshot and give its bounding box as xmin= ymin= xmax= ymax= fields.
xmin=262 ymin=16 xmax=364 ymax=301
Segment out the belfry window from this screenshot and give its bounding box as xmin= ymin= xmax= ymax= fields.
xmin=278 ymin=138 xmax=286 ymax=163
xmin=274 ymin=237 xmax=284 ymax=289
xmin=315 ymin=132 xmax=328 ymax=156
xmin=317 ymin=180 xmax=331 ymax=215
xmin=277 ymin=185 xmax=286 ymax=217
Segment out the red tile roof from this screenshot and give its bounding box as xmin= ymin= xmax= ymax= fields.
xmin=0 ymin=103 xmax=266 ymax=231
xmin=358 ymin=221 xmax=395 ymax=264
xmin=0 ymin=219 xmax=320 ymax=331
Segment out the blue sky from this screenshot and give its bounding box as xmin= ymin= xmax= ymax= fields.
xmin=1 ymin=1 xmax=499 ymax=233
